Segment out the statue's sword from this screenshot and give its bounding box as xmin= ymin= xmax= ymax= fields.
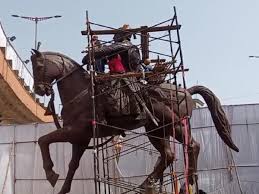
xmin=122 ymin=78 xmax=159 ymax=126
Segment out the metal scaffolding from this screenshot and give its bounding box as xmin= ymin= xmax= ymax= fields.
xmin=0 ymin=7 xmax=256 ymax=194
xmin=83 ymin=6 xmax=195 ymax=194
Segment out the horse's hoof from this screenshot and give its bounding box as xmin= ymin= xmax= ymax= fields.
xmin=139 ymin=182 xmax=145 ymax=189
xmin=188 ymin=173 xmax=198 ymax=185
xmin=47 ymin=172 xmax=59 ymax=187
xmin=139 ymin=182 xmax=148 ymax=190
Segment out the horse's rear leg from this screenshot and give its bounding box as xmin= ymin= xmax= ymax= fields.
xmin=174 ymin=125 xmax=200 ymax=185
xmin=38 ymin=128 xmax=83 ymax=187
xmin=58 ymin=144 xmax=88 ymax=194
xmin=141 ymin=123 xmax=174 ymax=188
xmin=188 ymin=138 xmax=200 ymax=185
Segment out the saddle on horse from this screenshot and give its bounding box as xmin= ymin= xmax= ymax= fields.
xmin=96 ymin=77 xmax=146 ymax=121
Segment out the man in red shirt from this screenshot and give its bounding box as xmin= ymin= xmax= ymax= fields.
xmin=108 ymin=54 xmax=125 ymax=74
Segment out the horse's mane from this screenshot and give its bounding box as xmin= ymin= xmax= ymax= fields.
xmin=41 ymin=51 xmax=90 ymax=77
xmin=42 ymin=51 xmax=81 ymax=68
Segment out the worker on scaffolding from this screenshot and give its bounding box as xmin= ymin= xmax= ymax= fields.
xmin=107 ymin=53 xmax=125 ymax=74
xmin=91 ymin=35 xmax=106 ymax=73
xmin=82 ymin=24 xmax=150 ymax=123
xmin=82 ymin=24 xmax=141 ymax=73
xmin=112 ymin=24 xmax=142 ymax=72
xmin=110 ymin=24 xmax=146 ymax=120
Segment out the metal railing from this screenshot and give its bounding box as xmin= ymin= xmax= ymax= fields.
xmin=0 ymin=21 xmax=34 ymax=92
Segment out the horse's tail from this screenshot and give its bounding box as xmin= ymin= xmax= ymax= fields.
xmin=187 ymin=85 xmax=239 ymax=152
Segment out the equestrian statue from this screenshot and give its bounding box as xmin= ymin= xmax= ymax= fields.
xmin=30 ymin=48 xmax=239 ymax=194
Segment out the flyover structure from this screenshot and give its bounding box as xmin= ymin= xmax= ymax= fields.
xmin=0 ymin=22 xmax=52 ymax=124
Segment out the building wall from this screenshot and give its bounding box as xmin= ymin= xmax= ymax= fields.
xmin=0 ymin=104 xmax=258 ymax=194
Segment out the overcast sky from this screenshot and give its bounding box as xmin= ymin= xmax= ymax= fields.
xmin=1 ymin=0 xmax=259 ymax=105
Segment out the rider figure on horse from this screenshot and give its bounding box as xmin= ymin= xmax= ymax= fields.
xmin=82 ymin=24 xmax=145 ymax=124
xmin=112 ymin=24 xmax=142 ymax=72
xmin=110 ymin=24 xmax=145 ymax=120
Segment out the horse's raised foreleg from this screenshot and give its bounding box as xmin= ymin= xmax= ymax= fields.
xmin=38 ymin=128 xmax=84 ymax=187
xmin=58 ymin=144 xmax=88 ymax=194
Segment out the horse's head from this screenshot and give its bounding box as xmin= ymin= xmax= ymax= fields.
xmin=31 ymin=49 xmax=63 ymax=96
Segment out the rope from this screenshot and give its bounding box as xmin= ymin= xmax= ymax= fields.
xmin=229 ymin=149 xmax=243 ymax=194
xmin=1 ymin=141 xmax=14 ymax=194
xmin=182 ymin=118 xmax=190 ymax=194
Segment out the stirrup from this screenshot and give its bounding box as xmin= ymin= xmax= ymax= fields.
xmin=134 ymin=112 xmax=146 ymax=120
xmin=120 ymin=131 xmax=126 ymax=137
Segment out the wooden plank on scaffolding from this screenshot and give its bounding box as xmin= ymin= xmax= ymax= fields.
xmin=150 ymin=59 xmax=166 ymax=63
xmin=140 ymin=26 xmax=149 ymax=61
xmin=81 ymin=25 xmax=181 ymax=35
xmin=95 ymin=69 xmax=189 ymax=81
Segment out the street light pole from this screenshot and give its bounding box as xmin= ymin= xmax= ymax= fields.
xmin=11 ymin=15 xmax=62 ymax=49
xmin=249 ymin=55 xmax=259 ymax=58
xmin=35 ymin=18 xmax=38 ymax=49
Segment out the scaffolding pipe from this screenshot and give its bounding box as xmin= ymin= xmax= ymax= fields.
xmin=86 ymin=10 xmax=99 ymax=194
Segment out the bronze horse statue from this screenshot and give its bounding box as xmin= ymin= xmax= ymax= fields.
xmin=31 ymin=50 xmax=239 ymax=194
